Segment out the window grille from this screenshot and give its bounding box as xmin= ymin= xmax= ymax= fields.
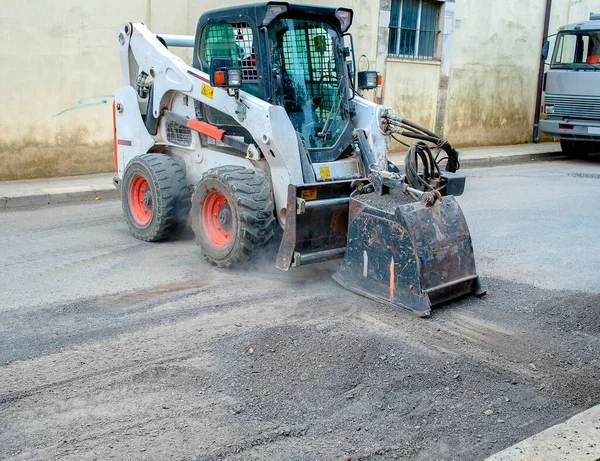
xmin=389 ymin=0 xmax=440 ymax=59
xmin=200 ymin=22 xmax=258 ymax=82
xmin=280 ymin=25 xmax=338 ymax=123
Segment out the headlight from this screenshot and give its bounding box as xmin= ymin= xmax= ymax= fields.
xmin=226 ymin=68 xmax=243 ymax=88
xmin=358 ymin=71 xmax=380 ymax=90
xmin=544 ymin=104 xmax=555 ymax=114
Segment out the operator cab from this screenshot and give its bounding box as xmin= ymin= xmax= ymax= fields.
xmin=193 ymin=2 xmax=356 ymax=163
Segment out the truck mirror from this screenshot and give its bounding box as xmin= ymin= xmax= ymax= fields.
xmin=542 ymin=40 xmax=550 ymax=61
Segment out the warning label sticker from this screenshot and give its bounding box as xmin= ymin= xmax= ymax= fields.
xmin=201 ymin=84 xmax=214 ymax=99
xmin=319 ymin=167 xmax=331 ymax=179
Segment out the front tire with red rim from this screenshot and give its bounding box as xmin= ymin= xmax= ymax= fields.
xmin=192 ymin=166 xmax=275 ymax=267
xmin=122 ymin=154 xmax=191 ymax=242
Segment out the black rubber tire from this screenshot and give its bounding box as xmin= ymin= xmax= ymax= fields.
xmin=191 ymin=166 xmax=276 ymax=267
xmin=560 ymin=139 xmax=589 ymax=159
xmin=122 ymin=154 xmax=191 ymax=242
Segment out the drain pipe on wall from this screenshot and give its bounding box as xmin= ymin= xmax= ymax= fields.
xmin=533 ymin=0 xmax=553 ymax=143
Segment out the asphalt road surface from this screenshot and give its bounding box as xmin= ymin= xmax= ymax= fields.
xmin=1 ymin=159 xmax=599 ymax=460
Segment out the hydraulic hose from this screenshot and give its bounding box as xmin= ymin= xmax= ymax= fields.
xmin=404 ymin=141 xmax=441 ymax=192
xmin=382 ymin=113 xmax=460 ymax=173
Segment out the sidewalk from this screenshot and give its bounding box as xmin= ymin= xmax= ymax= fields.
xmin=485 ymin=404 xmax=600 ymax=460
xmin=0 ymin=173 xmax=117 ymax=209
xmin=0 ymin=142 xmax=562 ymax=209
xmin=388 ymin=141 xmax=562 ymax=167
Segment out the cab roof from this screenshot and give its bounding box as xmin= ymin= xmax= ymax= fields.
xmin=197 ymin=2 xmax=353 ymax=32
xmin=561 ymin=14 xmax=600 ymax=32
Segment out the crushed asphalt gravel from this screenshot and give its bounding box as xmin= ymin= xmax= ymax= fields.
xmin=0 ymin=160 xmax=599 ymax=460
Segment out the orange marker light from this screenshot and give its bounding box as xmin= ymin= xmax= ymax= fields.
xmin=214 ymin=70 xmax=226 ymax=86
xmin=378 ymin=74 xmax=383 ymax=86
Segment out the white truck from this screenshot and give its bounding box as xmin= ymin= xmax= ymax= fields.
xmin=541 ymin=12 xmax=600 ymax=157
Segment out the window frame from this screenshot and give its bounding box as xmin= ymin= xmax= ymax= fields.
xmin=197 ymin=22 xmax=259 ymax=85
xmin=196 ymin=22 xmax=260 ymax=132
xmin=388 ymin=0 xmax=441 ymax=61
xmin=551 ymin=30 xmax=600 ymax=68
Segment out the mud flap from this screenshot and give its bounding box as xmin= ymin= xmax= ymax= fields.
xmin=332 ymin=190 xmax=484 ymax=317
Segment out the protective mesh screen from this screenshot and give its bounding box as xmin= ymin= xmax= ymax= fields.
xmin=201 ymin=22 xmax=258 ymax=82
xmin=281 ymin=26 xmax=338 ymax=122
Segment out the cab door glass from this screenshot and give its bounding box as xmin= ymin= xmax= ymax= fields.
xmin=553 ymin=31 xmax=600 ymax=66
xmin=198 ymin=22 xmax=259 ymax=126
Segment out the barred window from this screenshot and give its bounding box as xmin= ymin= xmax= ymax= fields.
xmin=199 ymin=22 xmax=258 ymax=83
xmin=198 ymin=22 xmax=259 ymax=127
xmin=388 ymin=0 xmax=440 ymax=59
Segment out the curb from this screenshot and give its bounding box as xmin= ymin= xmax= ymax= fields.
xmin=457 ymin=151 xmax=564 ymax=167
xmin=0 ymin=187 xmax=119 ymax=210
xmin=388 ymin=150 xmax=564 ymax=169
xmin=485 ymin=404 xmax=600 ymax=460
xmin=0 ymin=150 xmax=564 ymax=210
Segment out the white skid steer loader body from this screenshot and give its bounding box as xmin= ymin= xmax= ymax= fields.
xmin=115 ymin=22 xmax=390 ymax=226
xmin=113 ymin=12 xmax=484 ymax=317
xmin=114 ymin=85 xmax=155 ymax=173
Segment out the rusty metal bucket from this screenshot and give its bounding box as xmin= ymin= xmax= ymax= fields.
xmin=332 ymin=189 xmax=485 ymax=317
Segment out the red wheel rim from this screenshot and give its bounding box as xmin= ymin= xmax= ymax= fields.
xmin=129 ymin=175 xmax=153 ymax=225
xmin=202 ymin=191 xmax=233 ymax=246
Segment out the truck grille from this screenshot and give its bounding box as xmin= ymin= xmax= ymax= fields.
xmin=544 ymin=94 xmax=600 ymax=119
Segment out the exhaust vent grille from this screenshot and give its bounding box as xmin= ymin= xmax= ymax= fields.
xmin=166 ymin=121 xmax=192 ymax=146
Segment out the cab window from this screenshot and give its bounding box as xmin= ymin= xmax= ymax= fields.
xmin=199 ymin=22 xmax=259 ymax=126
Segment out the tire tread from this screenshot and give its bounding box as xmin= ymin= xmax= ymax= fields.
xmin=122 ymin=153 xmax=191 ymax=242
xmin=192 ymin=166 xmax=276 ymax=267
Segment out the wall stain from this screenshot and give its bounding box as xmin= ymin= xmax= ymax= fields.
xmin=52 ymin=95 xmax=114 ymax=117
xmin=0 ymin=140 xmax=113 ymax=181
xmin=0 ymin=126 xmax=113 ymax=180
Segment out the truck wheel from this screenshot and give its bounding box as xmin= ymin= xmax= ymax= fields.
xmin=560 ymin=140 xmax=589 ymax=159
xmin=122 ymin=154 xmax=191 ymax=242
xmin=192 ymin=166 xmax=276 ymax=267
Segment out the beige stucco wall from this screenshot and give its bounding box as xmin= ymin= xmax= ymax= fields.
xmin=382 ymin=59 xmax=440 ymax=139
xmin=0 ymin=0 xmax=376 ymax=179
xmin=443 ymin=0 xmax=547 ymax=146
xmin=444 ymin=0 xmax=599 ymax=146
xmin=0 ymin=0 xmax=598 ymax=178
xmin=1 ymin=0 xmax=151 ymax=178
xmin=1 ymin=0 xmax=147 ymax=145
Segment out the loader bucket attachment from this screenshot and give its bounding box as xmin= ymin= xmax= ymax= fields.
xmin=332 ymin=190 xmax=484 ymax=317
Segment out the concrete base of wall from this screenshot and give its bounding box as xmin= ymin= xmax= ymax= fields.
xmin=0 ymin=142 xmax=114 ymax=181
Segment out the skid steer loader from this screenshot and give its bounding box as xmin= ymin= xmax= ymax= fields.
xmin=113 ymin=2 xmax=485 ymax=316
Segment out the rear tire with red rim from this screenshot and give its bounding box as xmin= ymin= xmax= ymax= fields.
xmin=192 ymin=166 xmax=276 ymax=267
xmin=122 ymin=154 xmax=191 ymax=242
xmin=560 ymin=140 xmax=589 ymax=159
